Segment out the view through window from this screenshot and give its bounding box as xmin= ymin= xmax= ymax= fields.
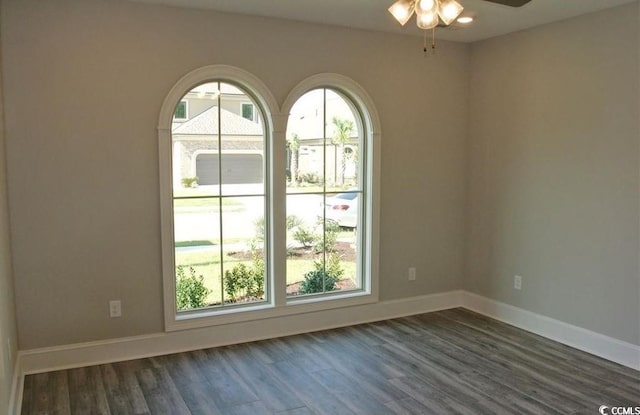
xmin=171 ymin=82 xmax=267 ymax=312
xmin=165 ymin=72 xmax=374 ymax=321
xmin=285 ymin=88 xmax=364 ymax=298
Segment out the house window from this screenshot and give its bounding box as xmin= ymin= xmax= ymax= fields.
xmin=174 ymin=100 xmax=188 ymax=120
xmin=241 ymin=103 xmax=255 ymax=121
xmin=170 ymin=81 xmax=267 ymax=314
xmin=160 ymin=66 xmax=379 ymax=330
xmin=286 ymin=88 xmax=366 ymax=299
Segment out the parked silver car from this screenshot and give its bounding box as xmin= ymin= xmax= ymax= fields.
xmin=318 ymin=192 xmax=358 ymax=228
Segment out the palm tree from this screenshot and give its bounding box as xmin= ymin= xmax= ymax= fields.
xmin=331 ymin=116 xmax=354 ymax=186
xmin=288 ymin=133 xmax=300 ymax=185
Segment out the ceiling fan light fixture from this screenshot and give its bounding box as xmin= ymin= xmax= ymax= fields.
xmin=418 ymin=0 xmax=436 ymax=10
xmin=438 ymin=0 xmax=464 ymax=25
xmin=416 ymin=10 xmax=439 ymax=29
xmin=415 ymin=0 xmax=439 ymax=29
xmin=387 ymin=0 xmax=470 ymax=52
xmin=415 ymin=0 xmax=438 ymax=16
xmin=388 ymin=0 xmax=416 ymax=26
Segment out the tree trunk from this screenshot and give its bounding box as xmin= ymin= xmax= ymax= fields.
xmin=291 ymin=149 xmax=299 ymax=185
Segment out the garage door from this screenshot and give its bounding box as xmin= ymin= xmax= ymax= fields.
xmin=196 ymin=154 xmax=263 ymax=185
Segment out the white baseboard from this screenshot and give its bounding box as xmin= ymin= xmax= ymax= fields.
xmin=9 ymin=356 xmax=22 ymax=415
xmin=19 ymin=290 xmax=464 ymax=375
xmin=462 ymin=291 xmax=640 ymax=371
xmin=12 ymin=288 xmax=639 ymax=412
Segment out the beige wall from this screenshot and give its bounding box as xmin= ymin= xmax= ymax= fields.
xmin=2 ymin=0 xmax=468 ymax=349
xmin=466 ymin=3 xmax=640 ymax=345
xmin=4 ymin=0 xmax=636 ymax=355
xmin=0 ymin=3 xmax=18 ymax=409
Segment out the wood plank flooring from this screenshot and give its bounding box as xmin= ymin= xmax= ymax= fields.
xmin=21 ymin=308 xmax=640 ymax=414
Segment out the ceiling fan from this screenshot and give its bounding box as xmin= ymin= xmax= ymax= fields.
xmin=483 ymin=0 xmax=531 ymax=6
xmin=389 ymin=0 xmax=532 ymax=30
xmin=389 ymin=0 xmax=531 ymax=52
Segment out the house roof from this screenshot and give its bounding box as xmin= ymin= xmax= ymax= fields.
xmin=172 ymin=106 xmax=262 ymax=136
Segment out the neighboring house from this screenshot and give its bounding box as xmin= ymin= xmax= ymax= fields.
xmin=286 ymin=92 xmax=359 ymax=187
xmin=286 ymin=137 xmax=358 ymax=186
xmin=171 ymin=82 xmax=359 ymax=188
xmin=171 ymin=83 xmax=264 ymax=187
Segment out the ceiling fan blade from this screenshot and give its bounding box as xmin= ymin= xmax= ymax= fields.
xmin=482 ymin=0 xmax=531 ymax=7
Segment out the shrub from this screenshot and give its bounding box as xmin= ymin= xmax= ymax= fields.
xmin=176 ymin=266 xmax=210 ymax=310
xmin=254 ymin=215 xmax=303 ymax=243
xmin=253 ymin=217 xmax=265 ymax=242
xmin=298 ymin=172 xmax=321 ymax=185
xmin=293 ymin=226 xmax=318 ymax=248
xmin=251 ymin=248 xmax=265 ymax=298
xmin=286 ymin=215 xmax=303 ymax=230
xmin=299 ymin=269 xmax=338 ymax=294
xmin=324 ymin=252 xmax=344 ymax=280
xmin=224 ymin=257 xmax=265 ymax=303
xmin=181 ymin=177 xmax=198 ymax=188
xmin=313 ymin=223 xmax=339 ymax=253
xmin=299 ymin=253 xmax=344 ymax=294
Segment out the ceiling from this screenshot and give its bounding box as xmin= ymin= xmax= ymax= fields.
xmin=129 ymin=0 xmax=638 ymax=43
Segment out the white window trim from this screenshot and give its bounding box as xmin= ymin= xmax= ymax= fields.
xmin=159 ymin=68 xmax=381 ymax=332
xmin=281 ymin=73 xmax=381 ymax=309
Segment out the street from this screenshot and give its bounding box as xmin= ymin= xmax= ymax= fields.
xmin=173 ymin=193 xmax=323 ymax=242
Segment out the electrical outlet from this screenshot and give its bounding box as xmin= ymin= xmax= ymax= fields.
xmin=109 ymin=300 xmax=122 ymax=318
xmin=514 ymin=275 xmax=522 ymax=290
xmin=408 ymin=267 xmax=416 ymax=281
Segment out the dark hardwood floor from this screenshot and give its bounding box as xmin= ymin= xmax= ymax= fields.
xmin=21 ymin=308 xmax=639 ymax=414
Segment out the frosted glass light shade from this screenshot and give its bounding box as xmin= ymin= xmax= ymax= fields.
xmin=415 ymin=0 xmax=438 ymax=29
xmin=388 ymin=0 xmax=416 ymax=26
xmin=416 ymin=10 xmax=438 ymax=29
xmin=438 ymin=0 xmax=464 ymax=25
xmin=418 ymin=0 xmax=436 ymax=10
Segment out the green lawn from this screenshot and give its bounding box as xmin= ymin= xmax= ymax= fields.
xmin=175 ymin=243 xmax=357 ymax=308
xmin=173 ymin=187 xmax=226 ymax=198
xmin=174 ymin=196 xmax=243 ymax=210
xmin=285 ymin=184 xmax=353 ymax=194
xmin=174 ymin=237 xmax=248 ymax=249
xmin=175 ymin=240 xmax=215 ymax=248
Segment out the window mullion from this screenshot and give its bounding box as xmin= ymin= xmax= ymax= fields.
xmin=271 ymin=114 xmax=289 ymax=307
xmin=217 ymin=83 xmax=225 ymax=306
xmin=322 ymin=88 xmax=328 ymax=294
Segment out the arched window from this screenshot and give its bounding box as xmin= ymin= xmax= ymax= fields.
xmin=285 ymin=88 xmax=366 ymax=298
xmin=172 ymin=81 xmax=267 ymax=311
xmin=282 ymin=73 xmax=380 ymax=307
xmin=159 ymin=66 xmax=277 ymax=329
xmin=160 ymin=69 xmax=379 ymax=330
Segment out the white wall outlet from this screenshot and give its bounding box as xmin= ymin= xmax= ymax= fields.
xmin=514 ymin=275 xmax=522 ymax=290
xmin=109 ymin=300 xmax=122 ymax=318
xmin=408 ymin=267 xmax=416 ymax=281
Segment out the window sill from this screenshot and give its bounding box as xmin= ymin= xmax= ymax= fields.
xmin=165 ymin=290 xmax=377 ymax=332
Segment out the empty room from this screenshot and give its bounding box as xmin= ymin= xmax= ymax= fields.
xmin=0 ymin=0 xmax=638 ymax=413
